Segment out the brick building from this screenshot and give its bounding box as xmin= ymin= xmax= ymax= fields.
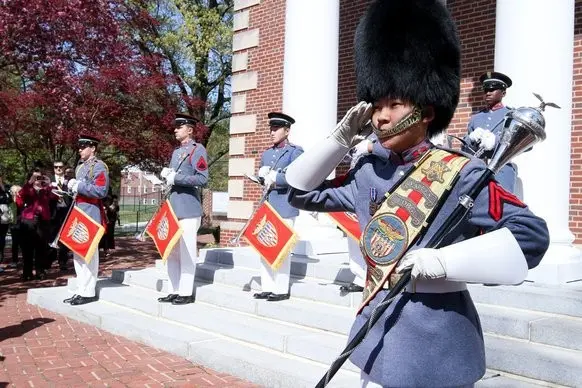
xmin=119 ymin=167 xmax=164 ymax=206
xmin=225 ymin=0 xmax=582 ymax=283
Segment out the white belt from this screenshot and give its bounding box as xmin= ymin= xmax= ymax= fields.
xmin=405 ymin=279 xmax=467 ymax=293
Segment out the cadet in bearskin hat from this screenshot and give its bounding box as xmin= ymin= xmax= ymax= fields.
xmin=63 ymin=134 xmax=109 ymax=305
xmin=463 ymin=71 xmax=517 ymax=192
xmin=157 ymin=113 xmax=209 ymax=305
xmin=252 ymin=112 xmax=303 ymax=302
xmin=285 ymin=0 xmax=549 ymax=386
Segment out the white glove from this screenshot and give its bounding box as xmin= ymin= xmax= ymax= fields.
xmin=468 ymin=127 xmax=486 ymax=143
xmin=67 ymin=179 xmax=79 ymax=194
xmin=258 ymin=166 xmax=271 ymax=179
xmin=480 ymin=130 xmax=496 ymax=151
xmin=352 ymin=139 xmax=372 ymax=158
xmin=51 ymin=182 xmax=59 ymax=188
xmin=264 ymin=170 xmax=277 ymax=189
xmin=396 ymin=248 xmax=446 ymax=280
xmin=161 ymin=167 xmax=174 ymax=179
xmin=165 ymin=170 xmax=176 ymax=186
xmin=331 ymin=101 xmax=374 ymax=148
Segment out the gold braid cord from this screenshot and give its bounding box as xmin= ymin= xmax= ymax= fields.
xmin=373 ymin=106 xmax=423 ymax=139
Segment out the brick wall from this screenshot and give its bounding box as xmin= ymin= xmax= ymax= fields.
xmin=221 ymin=0 xmax=287 ymax=245
xmin=229 ymin=0 xmax=582 ymax=243
xmin=570 ymin=0 xmax=582 ymax=242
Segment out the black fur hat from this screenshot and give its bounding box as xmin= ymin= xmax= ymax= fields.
xmin=354 ymin=0 xmax=460 ymax=136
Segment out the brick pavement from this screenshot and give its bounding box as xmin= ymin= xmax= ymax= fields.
xmin=0 ymin=236 xmax=259 ymax=387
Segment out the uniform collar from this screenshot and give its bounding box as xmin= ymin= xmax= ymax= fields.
xmin=389 ymin=139 xmax=432 ymax=165
xmin=180 ymin=139 xmax=195 ymax=148
xmin=273 ymin=139 xmax=288 ymax=149
xmin=488 ymin=102 xmax=505 ymax=112
xmin=82 ymin=156 xmax=96 ymax=165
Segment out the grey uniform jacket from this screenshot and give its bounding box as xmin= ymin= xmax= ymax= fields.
xmin=75 ymin=157 xmax=110 ymax=224
xmin=288 ymin=140 xmax=549 ymax=386
xmin=260 ymin=142 xmax=304 ymax=218
xmin=463 ymin=105 xmax=517 ymax=191
xmin=168 ymin=140 xmax=209 ymax=219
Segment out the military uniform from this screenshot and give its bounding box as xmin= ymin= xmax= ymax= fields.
xmin=71 ymin=155 xmax=109 ymax=299
xmin=463 ymin=104 xmax=517 ymax=192
xmin=463 ymin=71 xmax=517 ymax=192
xmin=252 ymin=112 xmax=304 ymax=301
xmin=165 ymin=138 xmax=209 ymax=301
xmin=288 ymin=140 xmax=549 ymax=386
xmin=257 ymin=140 xmax=303 ymax=297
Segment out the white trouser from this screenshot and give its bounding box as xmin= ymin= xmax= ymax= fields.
xmin=259 ymin=217 xmax=295 ymax=294
xmin=347 ymin=238 xmax=366 ymax=287
xmin=73 ymin=251 xmax=99 ymax=297
xmin=167 ymin=217 xmax=200 ymax=296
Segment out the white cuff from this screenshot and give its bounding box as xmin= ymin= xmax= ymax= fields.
xmin=286 ymin=136 xmax=349 ymax=191
xmin=440 ymin=228 xmax=528 ymax=285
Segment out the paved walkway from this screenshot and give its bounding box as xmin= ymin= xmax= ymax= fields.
xmin=0 ymin=236 xmax=258 ymax=387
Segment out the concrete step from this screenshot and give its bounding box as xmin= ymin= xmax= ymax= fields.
xmin=469 ymin=282 xmax=582 ymax=318
xmin=194 ymin=248 xmax=356 ymax=284
xmin=113 ymin=265 xmax=360 ymax=308
xmin=26 ymin=286 xmax=359 ymax=388
xmin=107 ymin=268 xmax=582 ymax=353
xmin=30 ymin=283 xmax=566 ymax=387
xmin=485 ymin=335 xmax=582 ymax=387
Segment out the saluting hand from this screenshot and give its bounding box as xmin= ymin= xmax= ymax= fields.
xmin=331 ymin=101 xmax=374 ymax=149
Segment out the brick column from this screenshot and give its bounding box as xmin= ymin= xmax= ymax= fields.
xmin=220 ymin=0 xmax=287 ymax=245
xmin=495 ymin=0 xmax=582 ymax=283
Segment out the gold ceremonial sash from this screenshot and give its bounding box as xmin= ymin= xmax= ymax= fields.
xmin=358 ymin=149 xmax=470 ymax=311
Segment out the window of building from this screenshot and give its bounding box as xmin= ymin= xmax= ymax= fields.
xmin=143 ymin=186 xmax=148 ymax=193
xmin=127 ymin=186 xmax=131 ymax=194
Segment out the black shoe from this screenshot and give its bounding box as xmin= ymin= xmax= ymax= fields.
xmin=339 ymin=283 xmax=364 ymax=293
xmin=63 ymin=294 xmax=78 ymax=303
xmin=35 ymin=271 xmax=47 ymax=280
xmin=253 ymin=292 xmax=273 ymax=300
xmin=21 ymin=274 xmax=34 ymax=281
xmin=267 ymin=293 xmax=290 ymax=302
xmin=70 ymin=296 xmax=98 ymax=306
xmin=171 ymin=295 xmax=194 ymax=305
xmin=158 ymin=294 xmax=178 ymax=303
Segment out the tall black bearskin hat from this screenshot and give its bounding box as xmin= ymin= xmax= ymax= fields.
xmin=354 ymin=0 xmax=461 ymax=137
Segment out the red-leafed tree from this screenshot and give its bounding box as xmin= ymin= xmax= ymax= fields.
xmin=0 ymin=0 xmax=209 ymax=182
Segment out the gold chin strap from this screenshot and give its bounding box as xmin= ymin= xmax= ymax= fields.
xmin=373 ymin=106 xmax=423 ymax=140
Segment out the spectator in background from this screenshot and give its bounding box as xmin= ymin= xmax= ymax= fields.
xmin=16 ymin=167 xmax=56 ymax=280
xmin=104 ymin=194 xmax=120 ymax=255
xmin=8 ymin=185 xmax=22 ymax=269
xmin=49 ymin=161 xmax=73 ymax=271
xmin=0 ymin=172 xmax=13 ymax=267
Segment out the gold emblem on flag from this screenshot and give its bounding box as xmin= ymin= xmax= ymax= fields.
xmin=157 ymin=213 xmax=170 ymax=241
xmin=253 ymin=215 xmax=279 ymax=247
xmin=67 ymin=218 xmax=90 ymax=244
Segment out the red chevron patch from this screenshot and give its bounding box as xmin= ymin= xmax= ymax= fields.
xmin=488 ymin=181 xmax=526 ymax=221
xmin=196 ymin=156 xmax=207 ymax=171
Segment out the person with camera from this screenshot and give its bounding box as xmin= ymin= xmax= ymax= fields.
xmin=0 ymin=172 xmax=12 ymax=269
xmin=16 ymin=167 xmax=56 ymax=280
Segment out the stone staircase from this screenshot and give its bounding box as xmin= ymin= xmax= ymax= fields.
xmin=27 ymin=246 xmax=582 ymax=387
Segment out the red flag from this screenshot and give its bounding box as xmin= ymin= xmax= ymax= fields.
xmin=59 ymin=206 xmax=105 ymax=263
xmin=145 ymin=200 xmax=183 ymax=263
xmin=327 ymin=212 xmax=361 ymax=241
xmin=242 ymin=202 xmax=298 ymax=270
